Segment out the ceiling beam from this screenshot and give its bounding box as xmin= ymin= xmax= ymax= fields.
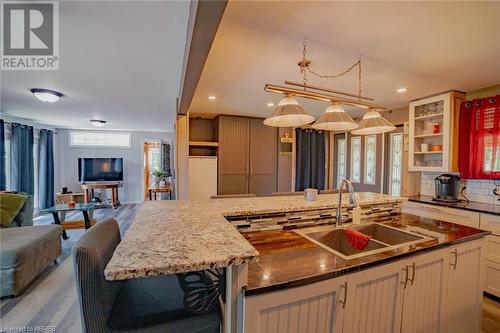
xmin=177 ymin=0 xmax=227 ymax=115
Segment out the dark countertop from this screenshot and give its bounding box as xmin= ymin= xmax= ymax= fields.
xmin=244 ymin=213 xmax=489 ymax=296
xmin=408 ymin=195 xmax=500 ymax=215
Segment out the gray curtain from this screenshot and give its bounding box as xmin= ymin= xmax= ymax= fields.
xmin=0 ymin=119 xmax=5 ymax=190
xmin=161 ymin=142 xmax=171 ymax=177
xmin=38 ymin=129 xmax=54 ymax=209
xmin=10 ymin=123 xmax=34 ymax=195
xmin=295 ymin=128 xmax=325 ymax=191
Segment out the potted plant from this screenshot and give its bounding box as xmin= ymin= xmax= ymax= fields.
xmin=152 ymin=170 xmax=168 ymax=187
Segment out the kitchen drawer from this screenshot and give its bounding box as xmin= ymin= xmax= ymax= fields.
xmin=486 ymin=235 xmax=500 ymax=264
xmin=403 ymin=201 xmax=480 ymax=228
xmin=485 ymin=260 xmax=500 ymax=298
xmin=480 ymin=213 xmax=500 ymax=236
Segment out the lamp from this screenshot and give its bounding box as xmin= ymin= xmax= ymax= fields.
xmin=312 ymin=103 xmax=358 ymax=131
xmin=351 ymin=110 xmax=395 ymax=135
xmin=30 ymin=88 xmax=63 ymax=103
xmin=90 ymin=120 xmax=106 ymax=128
xmin=263 ymin=96 xmax=315 ymax=127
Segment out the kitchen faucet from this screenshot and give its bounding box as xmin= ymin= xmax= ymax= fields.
xmin=336 ymin=179 xmax=357 ymax=227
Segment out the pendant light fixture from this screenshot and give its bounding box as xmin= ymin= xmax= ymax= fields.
xmin=264 ymin=40 xmax=396 ymax=134
xmin=312 ymin=103 xmax=358 ymax=131
xmin=351 ymin=109 xmax=396 ymax=135
xmin=263 ymin=95 xmax=315 ymax=127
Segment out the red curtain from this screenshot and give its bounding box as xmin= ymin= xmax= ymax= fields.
xmin=459 ymin=95 xmax=500 ymax=179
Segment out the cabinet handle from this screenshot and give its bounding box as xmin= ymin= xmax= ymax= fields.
xmin=250 ymin=165 xmax=253 ymax=175
xmin=339 ymin=281 xmax=347 ymax=309
xmin=401 ymin=266 xmax=409 ymax=289
xmin=407 ymin=262 xmax=416 ymax=286
xmin=450 ymin=249 xmax=458 ymax=270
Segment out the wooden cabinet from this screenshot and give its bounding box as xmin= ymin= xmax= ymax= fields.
xmin=408 ymin=91 xmax=465 ymax=172
xmin=480 ymin=213 xmax=500 ymax=297
xmin=444 ymin=240 xmax=484 ymax=333
xmin=245 ymin=276 xmax=347 ymax=333
xmin=400 ymin=249 xmax=448 ymax=333
xmin=402 ymin=201 xmax=480 ymax=228
xmin=217 ymin=116 xmax=277 ymax=196
xmin=343 ymin=261 xmax=403 ymax=333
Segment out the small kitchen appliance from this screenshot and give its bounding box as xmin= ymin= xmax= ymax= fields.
xmin=433 ymin=174 xmax=461 ymax=202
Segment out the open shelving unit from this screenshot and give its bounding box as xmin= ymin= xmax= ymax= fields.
xmin=188 ymin=117 xmax=219 ymax=157
xmin=408 ymin=91 xmax=465 ymax=172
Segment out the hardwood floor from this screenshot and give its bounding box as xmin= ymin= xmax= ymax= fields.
xmin=1 ymin=202 xmax=499 ymax=332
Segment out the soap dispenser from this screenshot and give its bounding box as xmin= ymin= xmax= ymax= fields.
xmin=352 ymin=206 xmax=362 ymax=225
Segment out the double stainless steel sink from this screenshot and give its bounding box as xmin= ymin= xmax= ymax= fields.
xmin=296 ymin=223 xmax=433 ymax=260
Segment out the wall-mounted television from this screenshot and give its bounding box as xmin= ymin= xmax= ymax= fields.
xmin=78 ymin=158 xmax=123 ymax=182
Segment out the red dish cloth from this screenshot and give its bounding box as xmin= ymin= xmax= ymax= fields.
xmin=345 ymin=228 xmax=372 ymax=250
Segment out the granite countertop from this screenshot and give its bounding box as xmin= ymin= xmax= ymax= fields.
xmin=244 ymin=213 xmax=489 ymax=295
xmin=408 ymin=195 xmax=500 ymax=215
xmin=104 ymin=192 xmax=404 ymax=281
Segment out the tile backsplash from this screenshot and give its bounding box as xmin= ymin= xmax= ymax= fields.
xmin=420 ymin=172 xmax=500 ymax=204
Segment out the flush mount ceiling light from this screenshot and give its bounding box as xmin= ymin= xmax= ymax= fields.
xmin=90 ymin=120 xmax=107 ymax=128
xmin=312 ymin=103 xmax=358 ymax=131
xmin=208 ymin=95 xmax=216 ymax=100
xmin=263 ymin=40 xmax=395 ymax=134
xmin=397 ymin=87 xmax=407 ymax=93
xmin=30 ymin=88 xmax=63 ymax=103
xmin=266 ymin=102 xmax=274 ymax=107
xmin=263 ymin=95 xmax=315 ymax=127
xmin=351 ymin=109 xmax=396 ymax=135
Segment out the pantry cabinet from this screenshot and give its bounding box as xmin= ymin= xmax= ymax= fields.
xmin=408 ymin=91 xmax=465 ymax=172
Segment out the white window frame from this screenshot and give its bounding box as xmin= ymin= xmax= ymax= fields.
xmin=350 ymin=136 xmax=361 ymax=183
xmin=389 ymin=133 xmax=403 ymax=197
xmin=69 ymin=130 xmax=131 ymax=148
xmin=364 ymin=135 xmax=377 ymax=185
xmin=337 ymin=138 xmax=346 ymax=186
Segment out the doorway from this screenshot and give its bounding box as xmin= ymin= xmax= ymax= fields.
xmin=143 ymin=141 xmax=161 ymax=200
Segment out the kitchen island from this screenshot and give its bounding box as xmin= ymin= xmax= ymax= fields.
xmin=104 ymin=193 xmax=489 ymax=333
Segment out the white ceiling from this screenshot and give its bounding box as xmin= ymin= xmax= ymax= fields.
xmin=190 ymin=1 xmax=500 ymax=119
xmin=1 ymin=1 xmax=189 ymax=131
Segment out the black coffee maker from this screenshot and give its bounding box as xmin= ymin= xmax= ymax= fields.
xmin=434 ymin=174 xmax=461 ymax=202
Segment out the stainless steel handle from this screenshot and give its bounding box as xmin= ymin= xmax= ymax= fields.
xmin=401 ymin=266 xmax=409 ymax=289
xmin=450 ymin=249 xmax=458 ymax=270
xmin=339 ymin=281 xmax=347 ymax=309
xmin=408 ymin=262 xmax=416 ymax=286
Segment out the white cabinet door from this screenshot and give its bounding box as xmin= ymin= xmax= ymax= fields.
xmin=400 ymin=249 xmax=449 ymax=333
xmin=444 ymin=240 xmax=485 ymax=333
xmin=245 ymin=276 xmax=347 ymax=333
xmin=343 ymin=261 xmax=404 ymax=333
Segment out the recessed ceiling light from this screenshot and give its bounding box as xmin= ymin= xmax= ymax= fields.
xmin=30 ymin=88 xmax=63 ymax=103
xmin=397 ymin=87 xmax=407 ymax=93
xmin=267 ymin=103 xmax=274 ymax=107
xmin=208 ymin=96 xmax=216 ymax=100
xmin=90 ymin=120 xmax=106 ymax=128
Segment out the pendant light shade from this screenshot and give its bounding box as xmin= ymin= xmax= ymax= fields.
xmin=263 ymin=96 xmax=315 ymax=127
xmin=312 ymin=103 xmax=358 ymax=131
xmin=351 ymin=110 xmax=396 ymax=135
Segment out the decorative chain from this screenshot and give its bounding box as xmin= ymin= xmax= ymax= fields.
xmin=299 ymin=40 xmax=363 ymax=101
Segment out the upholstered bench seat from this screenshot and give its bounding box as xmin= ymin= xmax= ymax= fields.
xmin=0 ymin=225 xmax=62 ymax=296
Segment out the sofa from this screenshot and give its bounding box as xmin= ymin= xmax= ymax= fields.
xmin=0 ymin=193 xmax=62 ymax=297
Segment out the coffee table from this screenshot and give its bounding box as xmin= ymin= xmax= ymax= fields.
xmin=41 ymin=203 xmax=96 ymax=240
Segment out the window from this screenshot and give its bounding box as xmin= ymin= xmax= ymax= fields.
xmin=389 ymin=133 xmax=403 ymax=196
xmin=350 ymin=137 xmax=361 ymax=183
xmin=69 ymin=131 xmax=131 ymax=148
xmin=337 ymin=138 xmax=346 ymax=186
xmin=364 ymin=135 xmax=376 ymax=184
xmin=483 ymin=135 xmax=500 ymax=172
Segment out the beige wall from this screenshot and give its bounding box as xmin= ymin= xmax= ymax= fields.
xmin=466 ymin=84 xmax=500 ymax=100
